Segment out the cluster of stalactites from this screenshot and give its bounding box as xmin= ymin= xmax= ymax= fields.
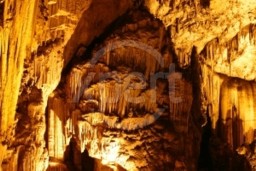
xmin=66 ymin=63 xmax=110 ymax=103
xmin=201 ymin=24 xmax=256 ymax=80
xmin=99 ymin=44 xmax=160 ymax=78
xmin=81 ymin=72 xmax=157 ymax=117
xmin=66 ymin=43 xmax=165 ymax=105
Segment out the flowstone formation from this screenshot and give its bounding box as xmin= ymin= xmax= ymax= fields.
xmin=0 ymin=0 xmax=256 ymax=171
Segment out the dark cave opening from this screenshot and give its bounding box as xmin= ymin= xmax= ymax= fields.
xmin=0 ymin=1 xmax=3 ymax=27
xmin=64 ymin=136 xmax=80 ymax=170
xmin=81 ymin=149 xmax=95 ymax=171
xmin=198 ymin=107 xmax=252 ymax=171
xmin=198 ymin=109 xmax=213 ymax=171
xmin=200 ymin=0 xmax=210 ymax=8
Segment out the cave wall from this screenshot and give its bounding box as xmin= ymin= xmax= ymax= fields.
xmin=0 ymin=0 xmax=255 ymax=170
xmin=0 ymin=0 xmax=134 ymax=170
xmin=47 ymin=10 xmax=199 ymax=170
xmin=199 ymin=24 xmax=256 ymax=148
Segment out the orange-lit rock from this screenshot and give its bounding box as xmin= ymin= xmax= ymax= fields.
xmin=0 ymin=0 xmax=256 ymax=170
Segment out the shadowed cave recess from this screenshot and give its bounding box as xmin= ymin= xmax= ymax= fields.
xmin=0 ymin=0 xmax=256 ymax=171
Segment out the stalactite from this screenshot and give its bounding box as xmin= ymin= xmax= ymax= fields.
xmin=34 ymin=44 xmax=63 ymax=87
xmin=67 ymin=63 xmax=110 ymax=103
xmin=175 ymin=48 xmax=192 ymax=68
xmin=202 ymin=24 xmax=256 ymax=81
xmin=80 ymin=71 xmax=162 ymax=119
xmin=199 ymin=26 xmax=256 ymax=144
xmin=95 ymin=44 xmax=160 ymax=79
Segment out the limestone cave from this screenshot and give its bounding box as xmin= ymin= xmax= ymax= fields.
xmin=0 ymin=0 xmax=256 ymax=170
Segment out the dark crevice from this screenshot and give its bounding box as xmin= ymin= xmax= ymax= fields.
xmin=200 ymin=0 xmax=210 ymax=8
xmin=189 ymin=47 xmax=203 ymax=128
xmin=198 ymin=105 xmax=252 ymax=171
xmin=81 ymin=149 xmax=95 ymax=171
xmin=198 ymin=107 xmax=213 ymax=171
xmin=64 ymin=137 xmax=81 ymax=171
xmin=31 ymin=37 xmax=63 ymax=58
xmin=0 ymin=1 xmax=4 ymax=27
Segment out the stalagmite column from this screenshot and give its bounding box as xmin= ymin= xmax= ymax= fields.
xmin=47 ymin=95 xmax=66 ymax=160
xmin=48 ymin=106 xmax=55 ymax=158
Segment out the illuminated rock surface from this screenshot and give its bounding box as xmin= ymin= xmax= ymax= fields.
xmin=0 ymin=0 xmax=255 ymax=170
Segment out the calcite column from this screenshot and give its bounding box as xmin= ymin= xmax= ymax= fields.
xmin=220 ymin=79 xmax=256 ymax=149
xmin=47 ymin=94 xmax=68 ymax=170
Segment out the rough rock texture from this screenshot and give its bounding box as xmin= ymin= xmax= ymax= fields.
xmin=0 ymin=0 xmax=134 ymax=170
xmin=145 ymin=0 xmax=256 ymax=68
xmin=0 ymin=0 xmax=87 ymax=169
xmin=48 ymin=10 xmax=197 ymax=170
xmin=0 ymin=0 xmax=255 ymax=171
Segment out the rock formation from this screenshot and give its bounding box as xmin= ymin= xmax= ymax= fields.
xmin=0 ymin=0 xmax=255 ymax=170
